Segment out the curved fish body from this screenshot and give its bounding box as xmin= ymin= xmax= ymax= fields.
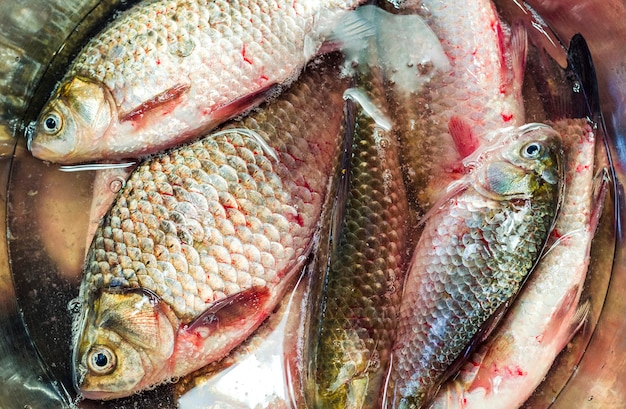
xmin=384 ymin=124 xmax=564 ymax=409
xmin=29 ymin=0 xmax=362 ymax=164
xmin=430 ymin=118 xmax=601 ymax=409
xmin=71 ymin=58 xmax=349 ymax=400
xmin=306 ymin=54 xmax=410 ymax=408
xmin=383 ymin=0 xmax=527 ymax=213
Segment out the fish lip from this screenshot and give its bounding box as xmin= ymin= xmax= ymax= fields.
xmin=28 ymin=140 xmax=59 ymax=162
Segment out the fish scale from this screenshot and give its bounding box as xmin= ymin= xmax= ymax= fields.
xmin=30 ymin=0 xmax=363 ymax=163
xmin=72 ymin=58 xmax=349 ymax=400
xmin=430 ymin=118 xmax=600 ymax=409
xmin=380 ymin=0 xmax=526 ymax=215
xmin=307 ymin=51 xmax=410 ymax=407
xmin=87 ymin=127 xmax=317 ymax=321
xmin=386 ymin=125 xmax=563 ymax=409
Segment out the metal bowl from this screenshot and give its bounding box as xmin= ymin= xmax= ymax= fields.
xmin=0 ymin=0 xmax=623 ymax=407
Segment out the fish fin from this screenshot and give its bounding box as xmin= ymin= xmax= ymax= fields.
xmin=321 ymin=6 xmax=377 ymax=60
xmin=187 ymin=287 xmax=272 ymax=332
xmin=506 ymin=20 xmax=528 ymax=97
xmin=526 ymin=44 xmax=573 ymax=121
xmin=448 ymin=115 xmax=479 ymax=158
xmin=212 ymin=83 xmax=284 ymax=124
xmin=541 ymin=291 xmax=591 ymax=348
xmin=569 ymin=299 xmax=591 ymax=334
xmin=523 ymin=31 xmax=599 ymax=121
xmin=372 ymin=6 xmax=450 ymax=95
xmin=330 ymin=98 xmax=357 ymax=253
xmin=589 ymin=167 xmax=610 ymax=233
xmin=566 ymin=34 xmax=601 ymax=119
xmin=503 ymin=1 xmax=567 ymax=67
xmin=539 ymin=286 xmax=584 ymax=346
xmin=119 ymin=83 xmax=190 ymax=122
xmin=333 ymin=5 xmax=449 ymax=95
xmin=466 ymin=337 xmax=518 ymax=395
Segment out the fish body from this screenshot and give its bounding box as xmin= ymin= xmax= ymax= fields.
xmin=29 ymin=0 xmax=362 ymax=164
xmin=71 ymin=58 xmax=349 ymax=400
xmin=383 ymin=0 xmax=527 ymax=212
xmin=385 ymin=124 xmax=564 ymax=409
xmin=430 ymin=118 xmax=600 ymax=409
xmin=306 ymin=49 xmax=410 ymax=408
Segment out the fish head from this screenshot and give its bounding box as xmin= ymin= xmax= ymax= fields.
xmin=30 ymin=76 xmax=115 ymax=164
xmin=473 ymin=123 xmax=563 ymax=200
xmin=72 ymin=288 xmax=178 ymax=400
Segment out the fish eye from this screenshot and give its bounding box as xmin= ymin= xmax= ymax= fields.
xmin=87 ymin=346 xmax=117 ymax=375
xmin=42 ymin=112 xmax=62 ymax=134
xmin=521 ymin=142 xmax=543 ymax=159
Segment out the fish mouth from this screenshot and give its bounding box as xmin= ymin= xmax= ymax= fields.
xmin=28 ymin=138 xmax=70 ymax=163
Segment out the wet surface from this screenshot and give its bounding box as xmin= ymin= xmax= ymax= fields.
xmin=1 ymin=0 xmax=625 ymax=408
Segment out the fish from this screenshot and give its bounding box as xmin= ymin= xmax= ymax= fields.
xmin=381 ymin=0 xmax=527 ymax=214
xmin=173 ymin=265 xmax=309 ymax=408
xmin=428 ymin=33 xmax=608 ymax=409
xmin=429 ymin=117 xmax=604 ymax=409
xmin=305 ymin=41 xmax=411 ymax=408
xmin=28 ymin=0 xmax=367 ymax=164
xmin=383 ymin=122 xmax=564 ymax=409
xmin=70 ymin=55 xmax=349 ymax=400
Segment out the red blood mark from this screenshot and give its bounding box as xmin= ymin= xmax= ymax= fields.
xmin=501 ymin=113 xmax=513 ymax=122
xmin=576 ymin=164 xmax=590 ymax=172
xmin=260 ymin=75 xmax=269 ymax=81
xmin=469 ymin=359 xmax=482 ymax=368
xmin=505 ymin=365 xmax=527 ymax=377
xmin=156 ymin=59 xmax=161 ymax=65
xmin=286 ymin=212 xmax=304 ymax=227
xmin=241 ymin=44 xmax=253 ymax=65
xmin=551 ymin=228 xmax=563 ymax=239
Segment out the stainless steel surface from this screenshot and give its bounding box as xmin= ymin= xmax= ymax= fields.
xmin=0 ymin=0 xmax=624 ymax=408
xmin=523 ymin=2 xmax=626 ymax=407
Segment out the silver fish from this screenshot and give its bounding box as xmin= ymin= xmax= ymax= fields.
xmin=71 ymin=57 xmax=349 ymax=400
xmin=430 ymin=118 xmax=602 ymax=409
xmin=29 ymin=0 xmax=365 ymax=164
xmin=385 ymin=123 xmax=563 ymax=409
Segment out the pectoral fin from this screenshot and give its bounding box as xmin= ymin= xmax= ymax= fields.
xmin=187 ymin=287 xmax=272 ymax=333
xmin=119 ymin=83 xmax=190 ymax=122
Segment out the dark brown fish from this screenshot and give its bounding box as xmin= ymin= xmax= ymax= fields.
xmin=306 ymin=45 xmax=410 ymax=408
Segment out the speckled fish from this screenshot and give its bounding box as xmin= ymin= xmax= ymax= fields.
xmin=381 ymin=0 xmax=527 ymax=213
xmin=71 ymin=57 xmax=349 ymax=400
xmin=429 ymin=117 xmax=603 ymax=409
xmin=429 ymin=33 xmax=607 ymax=409
xmin=305 ymin=46 xmax=410 ymax=408
xmin=384 ymin=123 xmax=564 ymax=409
xmin=28 ymin=0 xmax=366 ymax=164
